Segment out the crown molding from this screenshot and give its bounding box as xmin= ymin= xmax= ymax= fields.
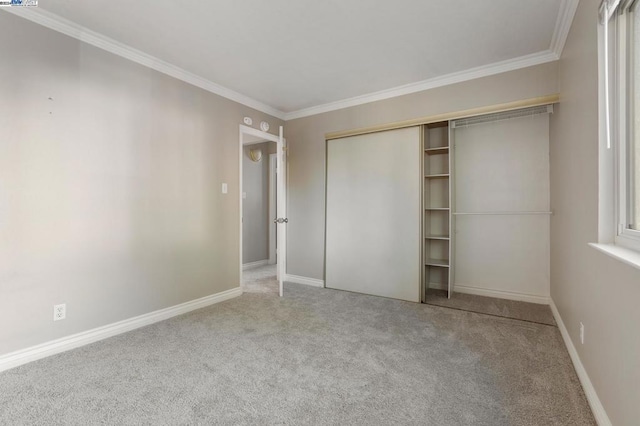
xmin=283 ymin=0 xmax=579 ymax=121
xmin=283 ymin=50 xmax=559 ymax=121
xmin=2 ymin=8 xmax=286 ymax=120
xmin=4 ymin=3 xmax=579 ymax=123
xmin=550 ymin=0 xmax=580 ymax=57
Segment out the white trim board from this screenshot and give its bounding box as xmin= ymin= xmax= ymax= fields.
xmin=549 ymin=299 xmax=612 ymax=426
xmin=550 ymin=0 xmax=580 ymax=57
xmin=428 ymin=283 xmax=550 ymax=305
xmin=285 ymin=0 xmax=577 ymax=119
xmin=0 ymin=287 xmax=242 ymax=373
xmin=284 ymin=274 xmax=325 ymax=288
xmin=242 ymin=259 xmax=269 ymax=270
xmin=3 ymin=3 xmax=578 ymax=122
xmin=589 ymin=242 xmax=640 ymax=271
xmin=2 ymin=8 xmax=285 ymax=120
xmin=284 ymin=50 xmax=559 ymax=120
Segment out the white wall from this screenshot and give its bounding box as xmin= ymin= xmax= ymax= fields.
xmin=0 ymin=12 xmax=282 ymax=356
xmin=550 ymin=0 xmax=640 ymax=424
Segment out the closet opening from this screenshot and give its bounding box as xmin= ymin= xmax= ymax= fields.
xmin=422 ymin=121 xmax=453 ymax=301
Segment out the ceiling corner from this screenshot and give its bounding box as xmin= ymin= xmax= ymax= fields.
xmin=1 ymin=7 xmax=286 ymax=120
xmin=283 ymin=50 xmax=559 ymax=121
xmin=550 ymin=0 xmax=580 ymax=58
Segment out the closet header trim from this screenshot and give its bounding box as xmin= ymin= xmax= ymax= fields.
xmin=451 ymin=104 xmax=553 ymax=129
xmin=325 ymin=94 xmax=559 ymax=140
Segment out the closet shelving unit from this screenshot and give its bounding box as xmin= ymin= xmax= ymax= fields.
xmin=422 ymin=122 xmax=454 ymax=300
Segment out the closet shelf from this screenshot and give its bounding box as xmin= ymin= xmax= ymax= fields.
xmin=424 ymin=147 xmax=449 ymax=155
xmin=425 ymin=234 xmax=450 ymax=240
xmin=425 ymin=258 xmax=450 ymax=267
xmin=453 ymin=211 xmax=552 ymax=216
xmin=423 ymin=121 xmax=453 ymax=301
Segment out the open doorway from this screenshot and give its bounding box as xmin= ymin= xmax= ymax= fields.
xmin=241 ymin=139 xmax=277 ymax=293
xmin=239 ymin=125 xmax=286 ymax=296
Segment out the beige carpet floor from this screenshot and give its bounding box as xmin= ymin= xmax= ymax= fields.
xmin=242 ymin=263 xmax=278 ymax=294
xmin=0 ymin=283 xmax=594 ymax=425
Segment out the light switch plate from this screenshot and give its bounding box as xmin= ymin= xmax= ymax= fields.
xmin=222 ymin=183 xmax=228 ymax=194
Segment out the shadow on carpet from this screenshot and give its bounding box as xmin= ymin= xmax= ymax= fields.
xmin=424 ymin=289 xmax=556 ymax=326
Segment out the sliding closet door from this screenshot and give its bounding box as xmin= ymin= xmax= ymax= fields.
xmin=452 ymin=110 xmax=551 ymax=302
xmin=326 ymin=127 xmax=421 ymax=302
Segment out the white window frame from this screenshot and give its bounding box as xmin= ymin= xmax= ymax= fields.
xmin=602 ymin=0 xmax=640 ymax=253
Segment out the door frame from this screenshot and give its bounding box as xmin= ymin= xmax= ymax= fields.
xmin=238 ymin=124 xmax=286 ymax=292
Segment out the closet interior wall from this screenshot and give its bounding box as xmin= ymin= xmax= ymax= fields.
xmin=450 ymin=107 xmax=552 ymax=303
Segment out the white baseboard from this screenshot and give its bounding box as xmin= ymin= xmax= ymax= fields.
xmin=549 ymin=299 xmax=611 ymax=426
xmin=435 ymin=283 xmax=550 ymax=305
xmin=284 ymin=274 xmax=325 ymax=288
xmin=0 ymin=286 xmax=243 ymax=373
xmin=242 ymin=260 xmax=269 ymax=270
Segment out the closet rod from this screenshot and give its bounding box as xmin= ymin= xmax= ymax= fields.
xmin=454 ymin=211 xmax=552 ymax=216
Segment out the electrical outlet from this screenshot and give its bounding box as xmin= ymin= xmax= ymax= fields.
xmin=53 ymin=303 xmax=66 ymax=321
xmin=580 ymin=322 xmax=585 ymax=344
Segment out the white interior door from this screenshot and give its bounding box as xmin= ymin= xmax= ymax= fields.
xmin=325 ymin=127 xmax=421 ymax=302
xmin=276 ymin=126 xmax=286 ymax=297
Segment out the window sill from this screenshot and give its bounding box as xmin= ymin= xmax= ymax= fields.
xmin=588 ymin=243 xmax=640 ymax=271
